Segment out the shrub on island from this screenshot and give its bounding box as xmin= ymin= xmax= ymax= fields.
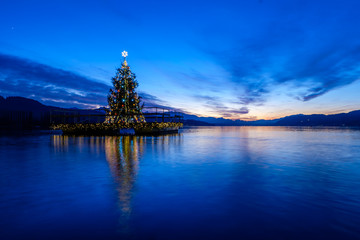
xmin=51 ymin=122 xmax=183 ymax=135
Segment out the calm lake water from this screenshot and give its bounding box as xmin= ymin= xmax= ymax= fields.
xmin=1 ymin=126 xmax=360 ymax=239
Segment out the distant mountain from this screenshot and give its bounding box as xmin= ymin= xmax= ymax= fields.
xmin=274 ymin=111 xmax=360 ymax=126
xmin=182 ymin=111 xmax=360 ymax=126
xmin=183 ymin=119 xmax=215 ymax=126
xmin=183 ymin=113 xmax=247 ymax=126
xmin=249 ymin=119 xmax=280 ymax=126
xmin=1 ymin=96 xmax=360 ymax=128
xmin=0 ymin=96 xmax=54 ymax=111
xmin=0 ymin=96 xmax=104 ymax=129
xmin=182 ymin=113 xmax=278 ymax=126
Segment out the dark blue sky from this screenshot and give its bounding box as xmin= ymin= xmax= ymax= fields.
xmin=1 ymin=0 xmax=360 ymax=119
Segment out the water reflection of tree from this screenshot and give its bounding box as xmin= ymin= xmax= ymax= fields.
xmin=105 ymin=136 xmax=143 ymax=216
xmin=51 ymin=134 xmax=144 ymax=215
xmin=51 ymin=135 xmax=106 ymax=154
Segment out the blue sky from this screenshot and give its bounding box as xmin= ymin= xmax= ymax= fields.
xmin=1 ymin=0 xmax=360 ymax=120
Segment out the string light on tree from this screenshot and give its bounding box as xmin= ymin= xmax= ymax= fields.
xmin=106 ymin=51 xmax=145 ymax=123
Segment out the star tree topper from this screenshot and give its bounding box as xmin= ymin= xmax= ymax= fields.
xmin=122 ymin=50 xmax=128 ymax=58
xmin=122 ymin=50 xmax=128 ymax=66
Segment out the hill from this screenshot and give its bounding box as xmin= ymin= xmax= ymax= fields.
xmin=1 ymin=96 xmax=359 ymax=128
xmin=0 ymin=96 xmax=104 ymax=129
xmin=274 ymin=111 xmax=360 ymax=126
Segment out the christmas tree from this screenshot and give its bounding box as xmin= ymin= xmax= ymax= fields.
xmin=106 ymin=51 xmax=145 ymax=123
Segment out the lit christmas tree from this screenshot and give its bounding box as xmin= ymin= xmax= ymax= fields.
xmin=106 ymin=51 xmax=145 ymax=123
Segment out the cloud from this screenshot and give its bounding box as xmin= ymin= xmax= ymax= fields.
xmin=277 ymin=45 xmax=360 ymax=101
xmin=178 ymin=70 xmax=225 ymax=93
xmin=138 ymin=91 xmax=169 ymax=108
xmin=202 ymin=36 xmax=360 ymax=105
xmin=139 ymin=91 xmax=186 ymax=114
xmin=194 ymin=94 xmax=249 ymax=118
xmin=0 ymin=53 xmax=172 ymax=110
xmin=0 ymin=53 xmax=110 ymax=108
xmin=194 ymin=0 xmax=360 ymax=105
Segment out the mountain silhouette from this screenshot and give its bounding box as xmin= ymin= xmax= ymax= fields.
xmin=1 ymin=96 xmax=360 ymax=128
xmin=275 ymin=111 xmax=360 ymax=126
xmin=0 ymin=96 xmax=103 ymax=129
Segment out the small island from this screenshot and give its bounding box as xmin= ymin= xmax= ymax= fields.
xmin=52 ymin=51 xmax=183 ymax=135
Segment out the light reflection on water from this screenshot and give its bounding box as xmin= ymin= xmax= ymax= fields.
xmin=0 ymin=127 xmax=360 ymax=239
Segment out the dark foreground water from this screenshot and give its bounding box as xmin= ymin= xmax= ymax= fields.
xmin=1 ymin=127 xmax=360 ymax=240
